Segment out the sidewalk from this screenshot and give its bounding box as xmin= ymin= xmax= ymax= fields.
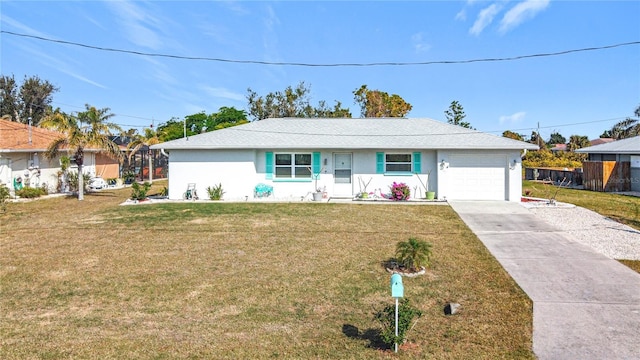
xmin=449 ymin=201 xmax=640 ymax=360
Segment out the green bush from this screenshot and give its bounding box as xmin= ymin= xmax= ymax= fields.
xmin=374 ymin=298 xmax=423 ymax=348
xmin=0 ymin=184 xmax=10 ymax=212
xmin=206 ymin=183 xmax=225 ymax=200
xmin=16 ymin=186 xmax=46 ymax=199
xmin=130 ymin=182 xmax=152 ymax=201
xmin=395 ymin=237 xmax=432 ymax=271
xmin=66 ymin=172 xmax=92 ymax=192
xmin=522 ymin=149 xmax=585 ymax=169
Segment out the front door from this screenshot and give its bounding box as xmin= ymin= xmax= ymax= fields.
xmin=333 ymin=153 xmax=353 ymax=197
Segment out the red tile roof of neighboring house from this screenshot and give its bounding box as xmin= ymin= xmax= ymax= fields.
xmin=0 ymin=117 xmax=65 ymax=152
xmin=550 ymin=143 xmax=567 ymax=151
xmin=589 ymin=138 xmax=615 ymax=146
xmin=0 ymin=118 xmax=105 ymax=153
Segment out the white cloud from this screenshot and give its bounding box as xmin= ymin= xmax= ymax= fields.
xmin=141 ymin=57 xmax=178 ymax=87
xmin=220 ymin=0 xmax=249 ymax=15
xmin=456 ymin=0 xmax=491 ymax=22
xmin=411 ymin=33 xmax=431 ymax=53
xmin=105 ymin=0 xmax=164 ymax=50
xmin=455 ymin=9 xmax=467 ymax=21
xmin=199 ymin=86 xmax=245 ymax=102
xmin=260 ymin=4 xmax=283 ymax=74
xmin=499 ymin=0 xmax=550 ymax=33
xmin=263 ymin=4 xmax=280 ymax=33
xmin=469 ymin=3 xmax=502 ymax=36
xmin=0 ymin=14 xmax=49 ymax=37
xmin=14 ymin=41 xmax=107 ymax=89
xmin=59 ymin=69 xmax=107 ymax=89
xmin=499 ymin=111 xmax=526 ymax=124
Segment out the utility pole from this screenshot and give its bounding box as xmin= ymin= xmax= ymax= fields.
xmin=28 ymin=106 xmax=32 ymax=145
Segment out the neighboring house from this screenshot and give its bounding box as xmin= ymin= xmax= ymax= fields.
xmin=550 ymin=143 xmax=567 ymax=153
xmin=0 ymin=118 xmax=114 ymax=193
xmin=576 ymin=136 xmax=639 ymax=192
xmin=151 ymin=118 xmax=538 ymax=202
xmin=589 ymin=138 xmax=615 ymax=147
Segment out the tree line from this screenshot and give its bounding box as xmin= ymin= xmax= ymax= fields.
xmin=1 ymin=75 xmax=475 ymax=144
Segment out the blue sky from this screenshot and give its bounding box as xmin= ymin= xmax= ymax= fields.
xmin=1 ymin=0 xmax=638 ymax=140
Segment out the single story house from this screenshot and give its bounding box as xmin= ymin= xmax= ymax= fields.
xmin=152 ymin=118 xmax=538 ymax=202
xmin=549 ymin=143 xmax=567 ymax=153
xmin=0 ymin=118 xmax=116 ymax=193
xmin=576 ymin=136 xmax=639 ymax=192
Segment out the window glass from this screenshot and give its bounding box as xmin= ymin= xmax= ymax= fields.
xmin=385 ymin=153 xmax=412 ymax=172
xmin=275 ymin=154 xmax=292 ymax=165
xmin=295 ymin=154 xmax=311 ymax=166
xmin=275 ymin=167 xmax=292 ymax=178
xmin=275 ymin=153 xmax=312 ymax=178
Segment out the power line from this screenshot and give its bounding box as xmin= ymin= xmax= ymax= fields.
xmin=3 ymin=30 xmax=639 ymax=67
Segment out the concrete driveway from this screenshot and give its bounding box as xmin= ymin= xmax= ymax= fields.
xmin=449 ymin=201 xmax=640 ymax=360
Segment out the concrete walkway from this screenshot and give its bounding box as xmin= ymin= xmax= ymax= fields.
xmin=449 ymin=201 xmax=640 ymax=360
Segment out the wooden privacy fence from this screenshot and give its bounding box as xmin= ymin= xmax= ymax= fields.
xmin=582 ymin=161 xmax=630 ymax=192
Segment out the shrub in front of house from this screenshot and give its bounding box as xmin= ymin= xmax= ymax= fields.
xmin=206 ymin=183 xmax=225 ymax=200
xmin=390 ymin=182 xmax=411 ymax=201
xmin=16 ymin=186 xmax=47 ymax=199
xmin=130 ymin=182 xmax=152 ymax=201
xmin=0 ymin=184 xmax=10 ymax=212
xmin=66 ymin=172 xmax=92 ymax=192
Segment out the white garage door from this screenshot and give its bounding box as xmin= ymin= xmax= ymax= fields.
xmin=447 ymin=154 xmax=507 ymax=200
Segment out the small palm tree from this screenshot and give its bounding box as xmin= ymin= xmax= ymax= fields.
xmin=126 ymin=128 xmax=160 ymax=183
xmin=41 ymin=104 xmax=122 ymax=200
xmin=395 ymin=237 xmax=432 ymax=272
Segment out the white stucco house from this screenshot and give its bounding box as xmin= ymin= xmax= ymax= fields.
xmin=151 ymin=118 xmax=538 ymax=202
xmin=0 ymin=118 xmax=112 ymax=194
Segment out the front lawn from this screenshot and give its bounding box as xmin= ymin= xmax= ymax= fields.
xmin=0 ymin=184 xmax=533 ymax=359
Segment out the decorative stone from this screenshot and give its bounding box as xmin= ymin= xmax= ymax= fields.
xmin=386 ymin=266 xmax=426 ymax=278
xmin=444 ymin=303 xmax=461 ymax=315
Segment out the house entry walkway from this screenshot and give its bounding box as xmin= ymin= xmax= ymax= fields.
xmin=449 ymin=201 xmax=640 ymax=360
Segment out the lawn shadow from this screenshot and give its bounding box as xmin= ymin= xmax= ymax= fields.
xmin=85 ymin=191 xmax=119 ymax=198
xmin=342 ymin=324 xmax=388 ymax=350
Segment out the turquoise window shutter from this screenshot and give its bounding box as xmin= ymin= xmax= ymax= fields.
xmin=376 ymin=152 xmax=384 ymax=174
xmin=413 ymin=152 xmax=422 ymax=173
xmin=265 ymin=152 xmax=273 ymax=180
xmin=312 ymin=152 xmax=321 ymax=179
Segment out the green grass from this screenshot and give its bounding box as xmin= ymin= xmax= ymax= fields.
xmin=523 ymin=180 xmax=640 ymax=272
xmin=0 ymin=182 xmax=534 ymax=359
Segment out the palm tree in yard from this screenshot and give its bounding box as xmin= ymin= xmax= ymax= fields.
xmin=126 ymin=128 xmax=160 ymax=183
xmin=566 ymin=135 xmax=590 ymax=152
xmin=395 ymin=237 xmax=432 ymax=272
xmin=41 ymin=104 xmax=122 ymax=200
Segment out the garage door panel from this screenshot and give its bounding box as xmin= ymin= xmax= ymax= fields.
xmin=448 ymin=154 xmax=507 ymax=201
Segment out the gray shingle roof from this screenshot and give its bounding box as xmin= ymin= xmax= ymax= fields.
xmin=151 ymin=117 xmax=539 ymax=151
xmin=576 ymin=136 xmax=640 ymax=154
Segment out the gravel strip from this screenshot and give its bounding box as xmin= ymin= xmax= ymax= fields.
xmin=527 ymin=205 xmax=640 ymax=260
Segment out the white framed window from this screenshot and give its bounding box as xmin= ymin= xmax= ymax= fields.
xmin=385 ymin=153 xmax=412 ymax=172
xmin=275 ymin=153 xmax=312 ymax=179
